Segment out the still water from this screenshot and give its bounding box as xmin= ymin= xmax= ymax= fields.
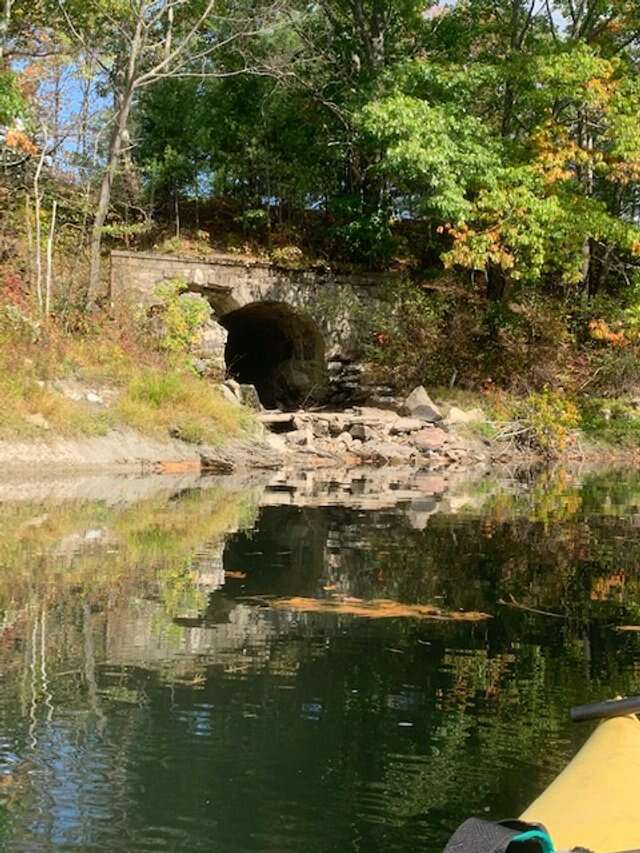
xmin=0 ymin=468 xmax=639 ymax=851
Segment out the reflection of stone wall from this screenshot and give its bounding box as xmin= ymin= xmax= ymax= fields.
xmin=105 ymin=598 xmax=278 ymax=668
xmin=110 ymin=250 xmax=397 ymax=404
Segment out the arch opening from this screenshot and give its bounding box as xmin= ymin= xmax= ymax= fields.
xmin=221 ymin=302 xmax=327 ymax=409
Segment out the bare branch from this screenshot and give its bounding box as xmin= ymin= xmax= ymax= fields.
xmin=136 ymin=0 xmax=216 ymax=85
xmin=56 ymin=0 xmax=112 ymax=76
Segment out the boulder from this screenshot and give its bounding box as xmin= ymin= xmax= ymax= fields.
xmin=311 ymin=418 xmax=330 ymax=438
xmin=404 ymin=386 xmax=443 ymax=422
xmin=238 ymin=384 xmax=262 ymax=410
xmin=389 ymin=417 xmax=424 ymax=435
xmin=355 ymin=441 xmax=415 ymax=465
xmin=336 ymin=431 xmax=353 ymax=446
xmin=328 ymin=416 xmax=348 ymax=437
xmin=349 ymin=422 xmax=373 ymax=441
xmin=265 ymin=432 xmax=289 ymax=453
xmin=411 ymin=427 xmax=448 ymax=451
xmin=285 ymin=427 xmax=314 ymax=448
xmin=216 ymin=383 xmax=241 ymax=406
xmin=223 ymin=379 xmax=242 ymax=402
xmin=445 ymin=405 xmax=485 ymax=426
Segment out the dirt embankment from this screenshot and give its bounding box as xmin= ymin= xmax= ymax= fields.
xmin=0 ymin=385 xmax=487 ymax=475
xmin=0 ymin=428 xmax=282 ymax=474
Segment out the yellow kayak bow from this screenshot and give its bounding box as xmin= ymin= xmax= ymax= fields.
xmin=521 ymin=713 xmax=640 ymax=851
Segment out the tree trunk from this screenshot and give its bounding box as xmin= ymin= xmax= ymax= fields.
xmin=485 ymin=262 xmax=509 ymax=301
xmin=87 ymin=87 xmax=135 ymax=308
xmin=33 ymin=139 xmax=48 ymax=313
xmin=0 ymin=0 xmax=12 ymax=65
xmin=581 ymin=237 xmax=591 ymax=294
xmin=45 ymin=199 xmax=57 ymax=316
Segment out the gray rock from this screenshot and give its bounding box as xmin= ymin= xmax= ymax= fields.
xmin=216 ymin=383 xmax=241 ymax=406
xmin=368 ymin=395 xmax=404 ymax=411
xmin=285 ymin=428 xmax=314 ymax=448
xmin=350 ymin=422 xmax=372 ymax=441
xmin=265 ymin=432 xmax=289 ymax=452
xmin=311 ymin=418 xmax=330 ymax=438
xmin=404 ymin=386 xmax=443 ymax=422
xmin=238 ymin=384 xmax=262 ymax=410
xmin=356 ymin=441 xmax=415 ymax=465
xmin=223 ymin=379 xmax=242 ymax=401
xmin=411 ymin=427 xmax=448 ymax=450
xmin=445 ymin=405 xmax=485 ymax=426
xmin=389 ymin=417 xmax=424 ymax=435
xmin=328 ymin=417 xmax=346 ymax=437
xmin=336 ymin=431 xmax=353 ymax=446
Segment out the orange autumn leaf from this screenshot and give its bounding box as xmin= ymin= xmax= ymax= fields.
xmin=589 ymin=318 xmax=628 ymax=347
xmin=5 ymin=128 xmax=37 ymax=157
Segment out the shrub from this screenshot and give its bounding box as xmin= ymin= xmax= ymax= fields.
xmin=271 ymin=245 xmax=305 ymax=268
xmin=151 ymin=277 xmax=210 ymax=360
xmin=517 ymin=389 xmax=580 ymax=456
xmin=579 ymin=397 xmax=640 ymax=447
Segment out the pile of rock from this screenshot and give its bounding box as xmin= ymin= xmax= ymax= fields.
xmin=259 ymin=386 xmax=487 ymax=469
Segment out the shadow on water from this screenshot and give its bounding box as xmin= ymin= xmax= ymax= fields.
xmin=0 ymin=467 xmax=639 ymax=850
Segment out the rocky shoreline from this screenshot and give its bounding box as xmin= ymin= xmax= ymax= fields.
xmin=0 ymin=380 xmax=623 ymax=476
xmin=0 ymin=384 xmax=490 ymax=475
xmin=256 ymin=385 xmax=489 ymax=472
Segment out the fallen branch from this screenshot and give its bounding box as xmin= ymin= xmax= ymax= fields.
xmin=498 ymin=593 xmax=564 ymax=619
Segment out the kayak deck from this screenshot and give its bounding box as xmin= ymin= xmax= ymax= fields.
xmin=520 ymin=714 xmax=640 ymax=851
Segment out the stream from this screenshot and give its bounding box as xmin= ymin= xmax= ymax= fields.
xmin=0 ymin=467 xmax=638 ymax=850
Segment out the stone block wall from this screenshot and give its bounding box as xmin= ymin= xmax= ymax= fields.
xmin=110 ymin=250 xmax=398 ymax=406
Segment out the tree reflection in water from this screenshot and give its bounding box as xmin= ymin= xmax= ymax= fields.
xmin=0 ymin=468 xmax=638 ymax=851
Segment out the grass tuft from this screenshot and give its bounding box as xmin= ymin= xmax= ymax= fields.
xmin=0 ymin=313 xmax=254 ymax=445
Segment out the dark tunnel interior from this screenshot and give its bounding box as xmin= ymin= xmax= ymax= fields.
xmin=221 ymin=302 xmax=326 ymax=409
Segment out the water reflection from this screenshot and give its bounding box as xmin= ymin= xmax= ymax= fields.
xmin=0 ymin=468 xmax=638 ymax=850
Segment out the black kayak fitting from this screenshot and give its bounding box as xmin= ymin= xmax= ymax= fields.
xmin=570 ymin=695 xmax=640 ymax=723
xmin=443 ymin=819 xmax=554 ymax=853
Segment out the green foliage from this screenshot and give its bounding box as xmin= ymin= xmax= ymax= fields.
xmin=238 ymin=208 xmax=269 ymax=235
xmin=364 ymin=278 xmax=449 ymax=388
xmin=118 ymin=367 xmax=250 ymax=445
xmin=126 ymin=370 xmax=184 ymax=408
xmin=579 ymin=398 xmax=640 ymax=448
xmin=270 ymin=245 xmax=306 ymax=268
xmin=0 ymin=72 xmax=26 ymax=125
xmin=359 ymin=68 xmax=501 ymax=222
xmin=101 ymin=222 xmax=152 ymax=239
xmin=366 ymin=280 xmax=575 ymax=393
xmin=152 ymin=277 xmax=209 ymax=359
xmin=517 ymin=389 xmax=580 ymax=456
xmin=331 ymin=202 xmax=396 ymax=267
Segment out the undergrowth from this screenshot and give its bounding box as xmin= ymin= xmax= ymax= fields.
xmin=0 ymin=292 xmax=251 ymax=444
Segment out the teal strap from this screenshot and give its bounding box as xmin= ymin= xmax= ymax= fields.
xmin=512 ymin=828 xmax=554 ymax=853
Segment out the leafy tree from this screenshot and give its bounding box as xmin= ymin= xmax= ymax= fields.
xmin=56 ymin=0 xmax=272 ymax=306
